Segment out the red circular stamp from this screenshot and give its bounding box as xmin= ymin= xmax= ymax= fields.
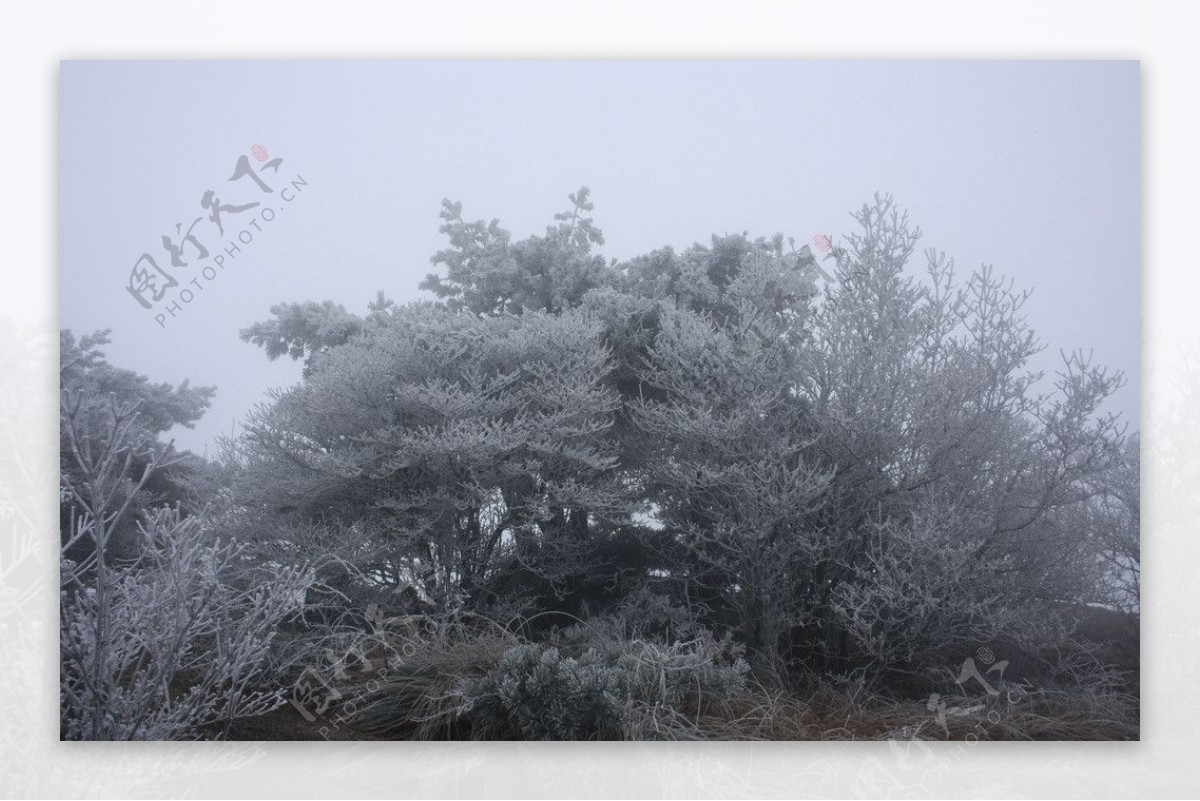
xmin=251 ymin=144 xmax=269 ymax=162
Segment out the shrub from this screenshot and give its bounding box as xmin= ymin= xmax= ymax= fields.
xmin=828 ymin=499 xmax=1071 ymax=682
xmin=469 ymin=645 xmax=626 ymax=740
xmin=465 ymin=619 xmax=749 ymax=740
xmin=334 ymin=613 xmax=520 ymax=740
xmin=60 ymin=507 xmax=313 ymax=740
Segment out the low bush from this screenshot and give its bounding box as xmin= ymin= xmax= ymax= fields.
xmin=60 ymin=507 xmax=313 ymax=740
xmin=337 ymin=609 xmax=749 ymax=741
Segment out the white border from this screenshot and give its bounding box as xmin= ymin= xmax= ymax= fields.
xmin=3 ymin=1 xmax=1195 ymax=797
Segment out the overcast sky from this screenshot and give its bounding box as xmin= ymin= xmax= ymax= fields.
xmin=60 ymin=60 xmax=1139 ymax=456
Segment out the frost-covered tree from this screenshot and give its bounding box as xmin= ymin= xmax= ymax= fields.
xmin=806 ymin=195 xmax=1129 ymax=671
xmin=59 ymin=329 xmax=214 ymax=562
xmin=1062 ymin=432 xmax=1139 ymax=612
xmin=420 ymin=187 xmax=611 ymax=316
xmin=242 ymin=302 xmax=639 ymax=609
xmin=61 ymin=507 xmax=311 ymax=740
xmin=60 ymin=334 xmax=310 ymax=740
xmin=239 ymin=189 xmax=1133 ymax=677
xmin=238 ymin=300 xmax=366 ymax=378
xmin=630 ymin=301 xmax=827 ymax=658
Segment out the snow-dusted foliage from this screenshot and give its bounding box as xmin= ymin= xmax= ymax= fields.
xmin=60 ymin=508 xmax=312 ymax=740
xmin=61 ymin=189 xmax=1137 ymax=740
xmin=59 ymin=341 xmax=312 ymax=741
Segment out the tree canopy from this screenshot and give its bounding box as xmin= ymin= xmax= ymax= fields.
xmin=238 ymin=188 xmax=1131 ymax=669
xmin=59 ymin=329 xmax=216 ymax=560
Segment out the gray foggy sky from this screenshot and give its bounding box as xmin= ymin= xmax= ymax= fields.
xmin=60 ymin=60 xmax=1139 ymax=456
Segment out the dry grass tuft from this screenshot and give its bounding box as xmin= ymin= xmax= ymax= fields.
xmin=336 ymin=614 xmax=520 ymax=740
xmin=300 ymin=614 xmax=1138 ymax=742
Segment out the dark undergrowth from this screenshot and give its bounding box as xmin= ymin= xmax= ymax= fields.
xmin=235 ymin=608 xmax=1138 ymax=742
